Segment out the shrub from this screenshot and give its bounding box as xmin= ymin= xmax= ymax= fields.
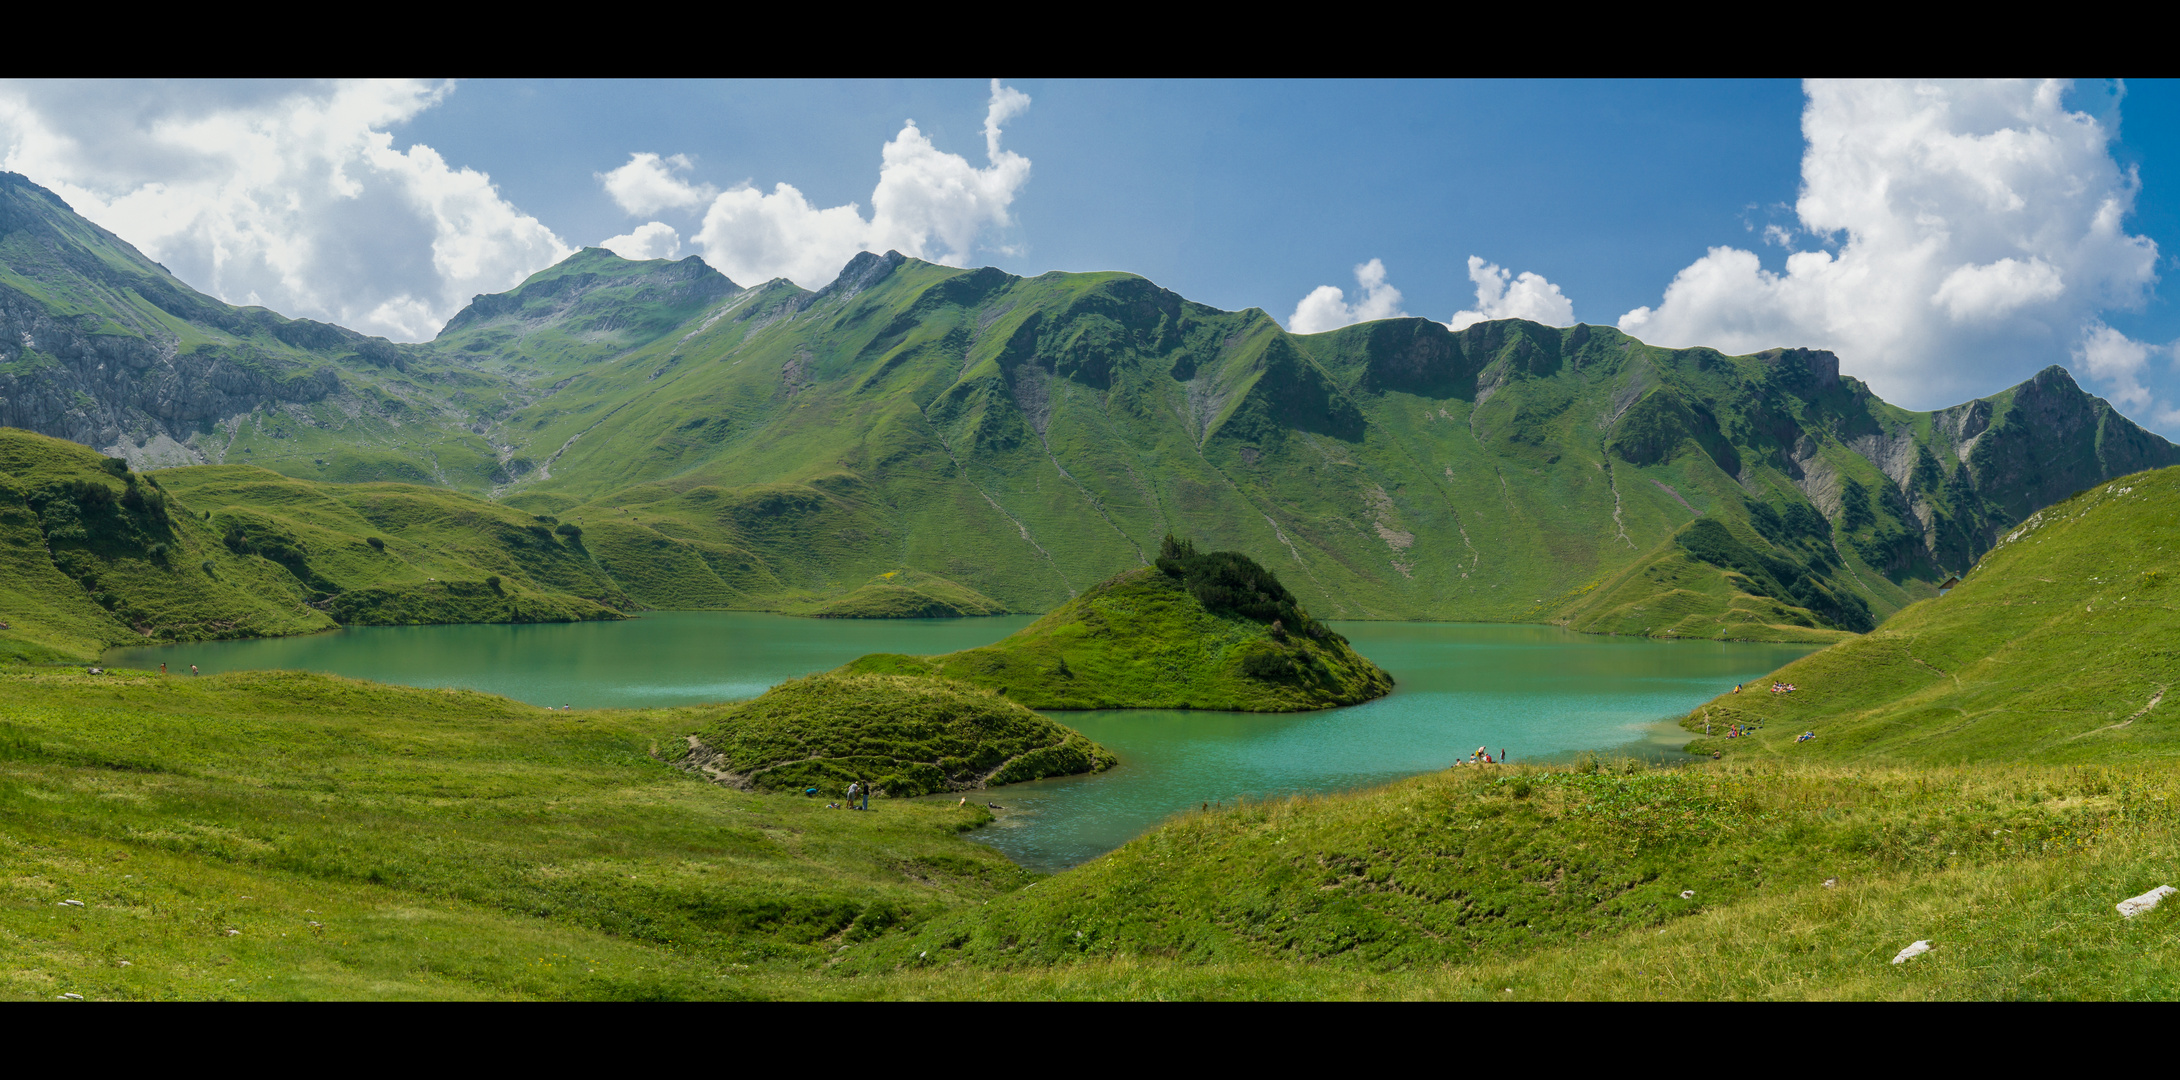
xmin=366 ymin=536 xmax=385 ymax=551
xmin=1155 ymin=533 xmax=1322 ymax=634
xmin=486 ymin=575 xmax=503 ymax=594
xmin=100 ymin=457 xmax=130 ymax=479
xmin=554 ymin=523 xmax=583 ymax=540
xmin=201 ymin=560 xmax=216 ymax=574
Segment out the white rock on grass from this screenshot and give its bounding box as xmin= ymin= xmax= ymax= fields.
xmin=2117 ymin=885 xmax=2175 ymax=918
xmin=1891 ymin=940 xmax=1932 ymax=964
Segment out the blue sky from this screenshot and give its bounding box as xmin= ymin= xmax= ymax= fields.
xmin=5 ymin=78 xmax=2179 ymax=432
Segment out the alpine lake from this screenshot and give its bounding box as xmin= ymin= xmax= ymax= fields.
xmin=108 ymin=614 xmax=1815 ymax=874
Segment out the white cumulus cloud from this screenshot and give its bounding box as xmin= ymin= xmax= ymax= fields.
xmin=619 ymin=79 xmax=1035 ymax=290
xmin=1289 ymin=258 xmax=1407 ymax=333
xmin=1617 ymin=79 xmax=2161 ymax=411
xmin=597 ymin=152 xmax=717 ymax=216
xmin=599 ymin=221 xmax=682 ymax=261
xmin=1446 ymin=256 xmax=1576 ymax=331
xmin=0 ymin=79 xmax=572 ymax=342
xmin=2074 ymin=321 xmax=2159 ymax=411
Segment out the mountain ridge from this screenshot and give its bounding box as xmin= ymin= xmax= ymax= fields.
xmin=2 ymin=170 xmax=2172 ymax=641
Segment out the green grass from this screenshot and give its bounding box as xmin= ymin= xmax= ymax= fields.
xmin=832 ymin=757 xmax=2178 ymax=978
xmin=0 ymin=430 xmax=336 ymax=660
xmin=798 ymin=570 xmax=1008 ymax=618
xmin=841 ymin=559 xmax=1392 ymax=712
xmin=1679 ymin=465 xmax=2180 ymax=765
xmin=0 ymin=668 xmax=1030 ymax=1001
xmin=8 ymin=664 xmax=2179 ymax=1000
xmin=0 ymin=428 xmax=636 ymax=658
xmin=668 ymin=672 xmax=1115 ymax=797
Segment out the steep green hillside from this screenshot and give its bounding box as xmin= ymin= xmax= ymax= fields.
xmin=672 ymin=672 xmax=1114 ymax=797
xmin=842 ymin=540 xmax=1392 ymax=711
xmin=0 ymin=429 xmax=625 ymax=661
xmin=434 ymin=247 xmax=740 ymax=381
xmin=1682 ymin=465 xmax=2180 ymax=764
xmin=0 ymin=430 xmax=337 ymax=659
xmin=454 ymin=251 xmax=2168 ymax=638
xmin=0 ymin=172 xmax=522 ymax=486
xmin=153 ymin=464 xmax=629 ymax=624
xmin=7 ymin=172 xmax=2171 ymax=638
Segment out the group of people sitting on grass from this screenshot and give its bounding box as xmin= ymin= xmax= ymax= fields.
xmin=1454 ymin=746 xmax=1508 ymax=766
xmin=1729 ymin=681 xmax=1800 ymax=695
xmin=1795 ymin=730 xmax=1816 ymax=743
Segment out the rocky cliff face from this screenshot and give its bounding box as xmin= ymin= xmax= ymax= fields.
xmin=0 ymin=284 xmax=343 ymax=457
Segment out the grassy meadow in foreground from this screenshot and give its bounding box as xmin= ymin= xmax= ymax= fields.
xmin=7 ymin=663 xmax=2178 ymax=1000
xmin=0 ymin=668 xmax=1024 ymax=1000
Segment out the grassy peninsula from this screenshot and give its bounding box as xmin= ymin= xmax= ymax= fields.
xmin=672 ymin=672 xmax=1114 ymax=797
xmin=798 ymin=570 xmax=1007 ymax=619
xmin=842 ymin=538 xmax=1392 ymax=711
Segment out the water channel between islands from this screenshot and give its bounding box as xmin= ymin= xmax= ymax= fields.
xmin=107 ymin=613 xmax=1817 ymax=874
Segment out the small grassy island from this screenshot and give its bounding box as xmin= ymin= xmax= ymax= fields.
xmin=840 ymin=537 xmax=1393 ymax=712
xmin=671 ymin=672 xmax=1115 ymax=797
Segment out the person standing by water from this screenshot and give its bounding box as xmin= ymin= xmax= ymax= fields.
xmin=859 ymin=780 xmax=870 ymax=811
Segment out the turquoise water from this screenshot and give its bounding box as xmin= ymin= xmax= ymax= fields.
xmin=958 ymin=622 xmax=1814 ymax=871
xmin=107 ymin=611 xmax=1037 ymax=708
xmin=108 ymin=615 xmax=1813 ymax=873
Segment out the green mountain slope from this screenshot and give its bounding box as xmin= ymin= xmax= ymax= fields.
xmin=1682 ymin=465 xmax=2180 ymax=764
xmin=0 ymin=171 xmax=525 ymax=487
xmin=843 ymin=540 xmax=1392 ymax=711
xmin=6 ymin=171 xmax=2172 ymax=638
xmin=454 ymin=251 xmax=2169 ymax=637
xmin=0 ymin=429 xmax=625 ymax=661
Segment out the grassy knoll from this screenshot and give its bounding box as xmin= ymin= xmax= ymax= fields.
xmin=670 ymin=673 xmax=1114 ymax=798
xmin=1679 ymin=466 xmax=2180 ymax=765
xmin=840 ymin=542 xmax=1392 ymax=711
xmin=0 ymin=668 xmax=1028 ymax=1001
xmin=800 ymin=570 xmax=1007 ymax=618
